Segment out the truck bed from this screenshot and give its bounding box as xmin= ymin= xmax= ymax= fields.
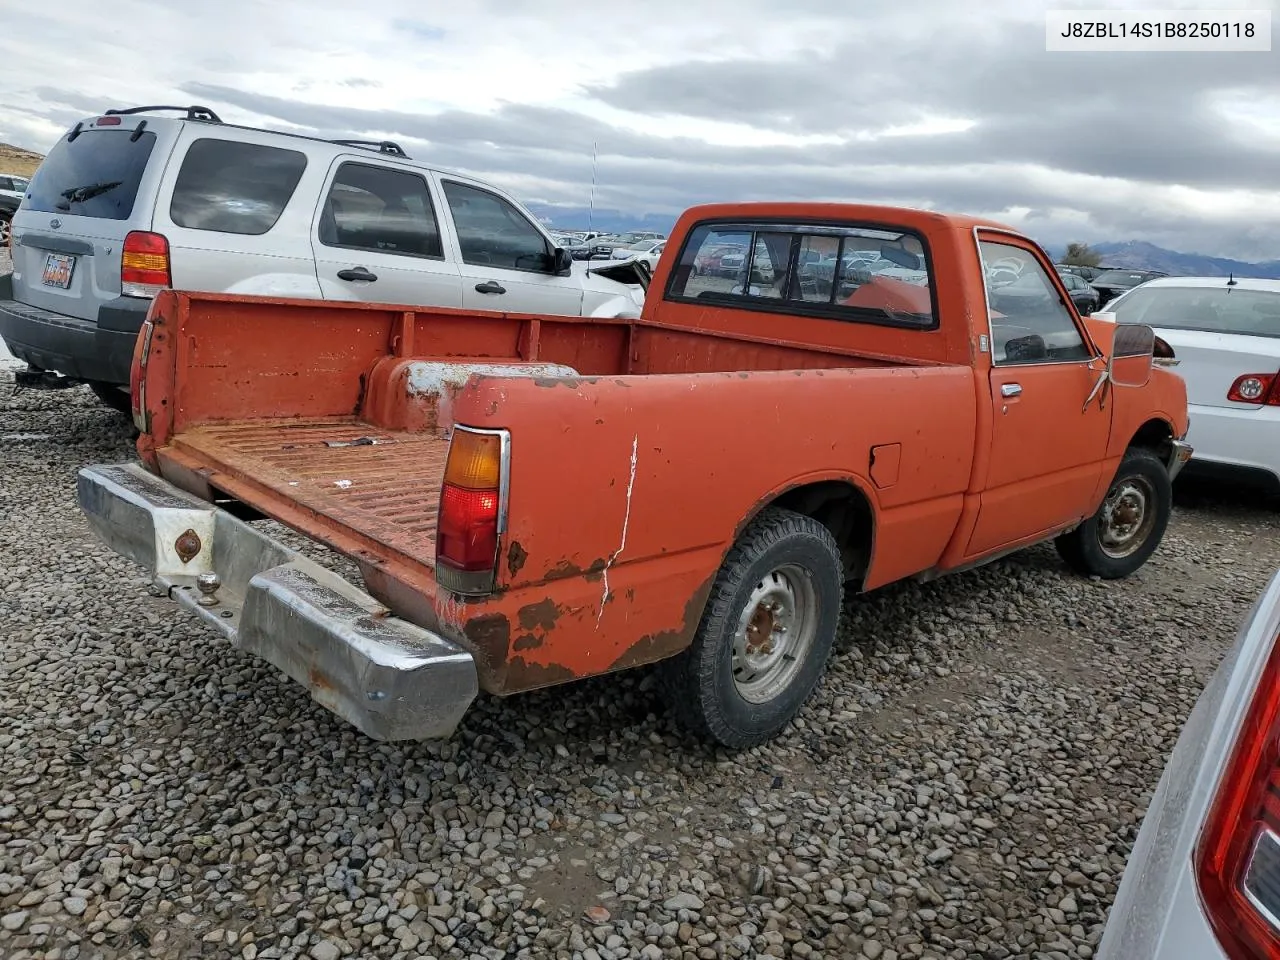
xmin=169 ymin=418 xmax=449 ymax=566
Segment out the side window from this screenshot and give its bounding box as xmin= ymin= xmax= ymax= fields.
xmin=669 ymin=222 xmax=937 ymax=328
xmin=170 ymin=139 xmax=307 ymax=235
xmin=0 ymin=178 xmax=11 ymax=191
xmin=441 ymin=180 xmax=552 ymax=272
xmin=979 ymin=240 xmax=1093 ymax=365
xmin=319 ymin=162 xmax=443 ymax=258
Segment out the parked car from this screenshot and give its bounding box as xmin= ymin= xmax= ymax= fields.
xmin=1096 ymin=567 xmax=1280 ymax=959
xmin=0 ymin=104 xmax=645 ymax=413
xmin=1056 ymin=263 xmax=1106 ymax=283
xmin=1091 ymin=268 xmax=1169 ymax=308
xmin=610 ymin=238 xmax=664 ymax=260
xmin=552 ymin=234 xmax=592 ymax=260
xmin=78 ymin=200 xmax=1189 ymax=751
xmin=1105 ymin=276 xmax=1280 ymax=493
xmin=1058 ymin=270 xmax=1102 ymax=314
xmin=0 ymin=172 xmax=26 ymax=244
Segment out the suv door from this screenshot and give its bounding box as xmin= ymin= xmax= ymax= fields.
xmin=437 ymin=178 xmax=585 ymax=316
xmin=311 ymin=159 xmax=462 ymax=307
xmin=965 ymin=234 xmax=1112 ymax=558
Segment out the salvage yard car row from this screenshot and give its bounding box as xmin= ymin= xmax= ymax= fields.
xmin=1 ymin=102 xmax=1279 ymax=960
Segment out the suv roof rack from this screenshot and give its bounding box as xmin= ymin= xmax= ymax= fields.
xmin=330 ymin=139 xmax=410 ymax=159
xmin=103 ymin=105 xmax=223 ymax=123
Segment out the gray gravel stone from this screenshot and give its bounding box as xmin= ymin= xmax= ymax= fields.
xmin=1 ymin=366 xmax=1278 ymax=960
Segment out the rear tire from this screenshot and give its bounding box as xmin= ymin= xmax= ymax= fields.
xmin=660 ymin=507 xmax=843 ymax=749
xmin=0 ymin=214 xmax=11 ymax=245
xmin=1055 ymin=447 xmax=1171 ymax=579
xmin=88 ymin=381 xmax=132 ymax=415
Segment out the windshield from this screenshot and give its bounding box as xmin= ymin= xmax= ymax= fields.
xmin=1113 ymin=285 xmax=1280 ymax=338
xmin=24 ymin=129 xmax=157 ymax=221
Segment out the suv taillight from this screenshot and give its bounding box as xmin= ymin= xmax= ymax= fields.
xmin=435 ymin=427 xmax=509 ymax=596
xmin=1197 ymin=628 xmax=1280 ymax=957
xmin=121 ymin=231 xmax=171 ymax=298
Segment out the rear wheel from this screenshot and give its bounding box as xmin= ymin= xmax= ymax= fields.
xmin=1055 ymin=447 xmax=1172 ymax=579
xmin=88 ymin=381 xmax=132 ymax=415
xmin=660 ymin=507 xmax=843 ymax=749
xmin=0 ymin=214 xmax=11 ymax=245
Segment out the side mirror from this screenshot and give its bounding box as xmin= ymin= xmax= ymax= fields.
xmin=1110 ymin=322 xmax=1155 ymax=388
xmin=552 ymin=246 xmax=573 ymax=276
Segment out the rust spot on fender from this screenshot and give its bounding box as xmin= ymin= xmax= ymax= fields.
xmin=463 ymin=614 xmax=511 ymax=683
xmin=544 ymin=557 xmax=608 ymax=582
xmin=512 ymin=633 xmax=543 ymax=652
xmin=506 ymin=540 xmax=528 ymax=577
xmin=504 ymin=657 xmax=576 ymax=691
xmin=308 ymin=667 xmax=335 ymax=693
xmin=518 ymin=598 xmax=561 ymax=632
xmin=582 ymin=558 xmax=608 ymax=583
xmin=608 ymin=577 xmax=714 ymax=673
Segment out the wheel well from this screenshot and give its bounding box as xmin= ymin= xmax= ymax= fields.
xmin=769 ymin=480 xmax=874 ymax=586
xmin=1129 ymin=418 xmax=1174 ymax=459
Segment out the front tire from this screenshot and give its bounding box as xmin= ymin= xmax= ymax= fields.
xmin=660 ymin=507 xmax=843 ymax=749
xmin=1055 ymin=447 xmax=1172 ymax=579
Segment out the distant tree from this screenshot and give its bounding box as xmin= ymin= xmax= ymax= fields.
xmin=1062 ymin=242 xmax=1102 ymax=268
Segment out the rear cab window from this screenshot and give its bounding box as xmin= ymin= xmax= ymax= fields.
xmin=23 ymin=129 xmax=158 ymax=221
xmin=170 ymin=139 xmax=307 ymax=235
xmin=666 ymin=220 xmax=938 ymax=329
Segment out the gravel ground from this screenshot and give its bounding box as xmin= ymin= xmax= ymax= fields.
xmin=2 ymin=373 xmax=1279 ymax=960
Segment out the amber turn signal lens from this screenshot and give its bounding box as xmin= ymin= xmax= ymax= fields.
xmin=443 ymin=429 xmax=502 ymax=490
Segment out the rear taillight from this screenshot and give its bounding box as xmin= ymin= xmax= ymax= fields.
xmin=121 ymin=231 xmax=171 ymax=298
xmin=1197 ymin=630 xmax=1280 ymax=958
xmin=1227 ymin=373 xmax=1280 ymax=406
xmin=436 ymin=427 xmax=509 ymax=596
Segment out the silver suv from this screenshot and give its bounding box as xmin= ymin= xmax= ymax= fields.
xmin=0 ymin=105 xmax=646 ymax=411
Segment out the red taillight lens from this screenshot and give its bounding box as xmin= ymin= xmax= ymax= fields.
xmin=1197 ymin=632 xmax=1280 ymax=958
xmin=121 ymin=231 xmax=171 ymax=298
xmin=1227 ymin=373 xmax=1280 ymax=406
xmin=437 ymin=486 xmax=499 ymax=571
xmin=435 ymin=428 xmax=508 ymax=596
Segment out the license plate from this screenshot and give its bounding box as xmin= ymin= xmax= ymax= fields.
xmin=41 ymin=253 xmax=76 ymax=289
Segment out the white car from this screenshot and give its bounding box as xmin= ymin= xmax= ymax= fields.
xmin=1098 ymin=568 xmax=1280 ymax=959
xmin=610 ymin=238 xmax=666 ymax=269
xmin=1104 ymin=277 xmax=1280 ymax=494
xmin=0 ymin=172 xmax=29 ymax=202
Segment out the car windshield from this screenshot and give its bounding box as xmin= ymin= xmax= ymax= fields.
xmin=1113 ymin=285 xmax=1280 ymax=338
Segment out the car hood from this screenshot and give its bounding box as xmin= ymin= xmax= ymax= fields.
xmin=573 ymin=258 xmax=650 ymax=317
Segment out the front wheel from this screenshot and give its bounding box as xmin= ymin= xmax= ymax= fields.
xmin=660 ymin=507 xmax=843 ymax=749
xmin=1055 ymin=447 xmax=1172 ymax=579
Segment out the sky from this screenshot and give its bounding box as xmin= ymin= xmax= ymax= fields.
xmin=2 ymin=0 xmax=1279 ymax=259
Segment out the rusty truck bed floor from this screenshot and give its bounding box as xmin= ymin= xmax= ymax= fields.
xmin=170 ymin=419 xmax=450 ymax=564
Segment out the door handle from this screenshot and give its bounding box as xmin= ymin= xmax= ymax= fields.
xmin=475 ymin=280 xmax=506 ymax=295
xmin=337 ymin=267 xmax=377 ymax=282
xmin=1001 ymin=383 xmax=1023 ymax=398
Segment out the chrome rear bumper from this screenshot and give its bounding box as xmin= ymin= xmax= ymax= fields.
xmin=76 ymin=462 xmax=478 ymax=741
xmin=1167 ymin=439 xmax=1194 ymax=483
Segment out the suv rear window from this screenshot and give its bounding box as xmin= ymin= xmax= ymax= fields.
xmin=23 ymin=129 xmax=157 ymax=221
xmin=170 ymin=139 xmax=307 ymax=235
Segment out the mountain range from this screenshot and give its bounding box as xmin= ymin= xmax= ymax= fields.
xmin=1051 ymin=240 xmax=1280 ymax=280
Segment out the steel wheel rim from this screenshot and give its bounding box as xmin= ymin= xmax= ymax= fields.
xmin=1099 ymin=475 xmax=1157 ymax=558
xmin=731 ymin=564 xmax=819 ymax=704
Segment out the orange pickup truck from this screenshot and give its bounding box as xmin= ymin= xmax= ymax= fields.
xmin=77 ymin=202 xmax=1192 ymax=749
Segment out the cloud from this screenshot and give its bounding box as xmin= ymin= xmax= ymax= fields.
xmin=2 ymin=0 xmax=1279 ymax=259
